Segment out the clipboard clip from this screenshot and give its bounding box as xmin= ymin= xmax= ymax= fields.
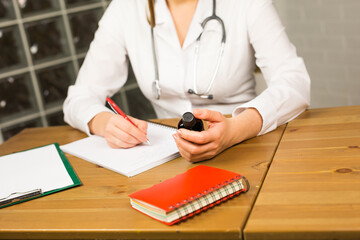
xmin=0 ymin=189 xmax=43 ymax=206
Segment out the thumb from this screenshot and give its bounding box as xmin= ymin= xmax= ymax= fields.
xmin=193 ymin=109 xmax=224 ymax=122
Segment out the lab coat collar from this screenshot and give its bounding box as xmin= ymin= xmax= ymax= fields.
xmin=153 ymin=0 xmax=178 ymax=49
xmin=195 ymin=0 xmax=214 ymax=26
xmin=183 ymin=0 xmax=213 ymax=49
xmin=154 ymin=0 xmax=168 ymax=25
xmin=154 ymin=0 xmax=213 ymax=50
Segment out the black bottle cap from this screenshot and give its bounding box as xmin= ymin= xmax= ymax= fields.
xmin=182 ymin=112 xmax=196 ymax=129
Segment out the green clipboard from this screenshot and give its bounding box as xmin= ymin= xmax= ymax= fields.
xmin=0 ymin=143 xmax=81 ymax=209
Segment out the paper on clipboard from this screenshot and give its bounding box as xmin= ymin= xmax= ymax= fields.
xmin=0 ymin=144 xmax=81 ymax=207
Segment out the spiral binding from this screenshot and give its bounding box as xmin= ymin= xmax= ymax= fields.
xmin=170 ymin=176 xmax=248 ymax=222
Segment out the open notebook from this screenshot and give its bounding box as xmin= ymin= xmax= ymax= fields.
xmin=61 ymin=122 xmax=180 ymax=177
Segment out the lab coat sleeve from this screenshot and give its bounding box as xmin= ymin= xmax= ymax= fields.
xmin=63 ymin=1 xmax=129 ymax=135
xmin=232 ymin=0 xmax=311 ymax=135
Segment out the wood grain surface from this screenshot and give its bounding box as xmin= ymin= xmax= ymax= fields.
xmin=244 ymin=106 xmax=360 ymax=240
xmin=0 ymin=118 xmax=285 ymax=240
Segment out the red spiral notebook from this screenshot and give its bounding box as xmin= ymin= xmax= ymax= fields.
xmin=128 ymin=165 xmax=249 ymax=225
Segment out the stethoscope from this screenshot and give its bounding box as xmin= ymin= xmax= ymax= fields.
xmin=151 ymin=0 xmax=226 ymax=100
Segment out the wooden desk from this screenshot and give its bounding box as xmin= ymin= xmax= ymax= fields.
xmin=0 ymin=118 xmax=285 ymax=240
xmin=244 ymin=105 xmax=360 ymax=240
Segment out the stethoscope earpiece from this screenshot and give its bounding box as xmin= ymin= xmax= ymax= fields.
xmin=187 ymin=89 xmax=195 ymax=94
xmin=206 ymin=94 xmax=214 ymax=100
xmin=188 ymin=89 xmax=213 ymax=100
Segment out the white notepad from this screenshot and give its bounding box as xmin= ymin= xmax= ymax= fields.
xmin=61 ymin=122 xmax=180 ymax=177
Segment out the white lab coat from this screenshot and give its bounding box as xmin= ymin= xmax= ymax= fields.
xmin=63 ymin=0 xmax=310 ymax=136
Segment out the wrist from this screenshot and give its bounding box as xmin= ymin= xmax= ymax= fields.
xmin=229 ymin=108 xmax=263 ymax=144
xmin=88 ymin=112 xmax=113 ymax=136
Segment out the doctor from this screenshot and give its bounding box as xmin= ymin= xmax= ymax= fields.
xmin=63 ymin=0 xmax=310 ymax=162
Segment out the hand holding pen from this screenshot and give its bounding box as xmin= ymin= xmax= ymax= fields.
xmin=87 ymin=97 xmax=149 ymax=149
xmin=106 ymin=97 xmax=150 ymax=145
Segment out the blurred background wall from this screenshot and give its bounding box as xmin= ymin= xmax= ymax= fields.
xmin=0 ymin=0 xmax=359 ymax=144
xmin=272 ymin=0 xmax=360 ymax=107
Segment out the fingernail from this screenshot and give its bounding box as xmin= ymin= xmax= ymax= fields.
xmin=176 ymin=130 xmax=182 ymax=136
xmin=172 ymin=134 xmax=178 ymax=140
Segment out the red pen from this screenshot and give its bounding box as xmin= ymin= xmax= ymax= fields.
xmin=106 ymin=97 xmax=150 ymax=145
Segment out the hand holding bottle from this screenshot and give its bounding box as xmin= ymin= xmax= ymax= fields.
xmin=173 ymin=108 xmax=263 ymax=162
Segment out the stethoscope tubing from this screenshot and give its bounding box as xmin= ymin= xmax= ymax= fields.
xmin=192 ymin=39 xmax=225 ymax=98
xmin=151 ymin=0 xmax=225 ymax=100
xmin=151 ymin=28 xmax=161 ymax=100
